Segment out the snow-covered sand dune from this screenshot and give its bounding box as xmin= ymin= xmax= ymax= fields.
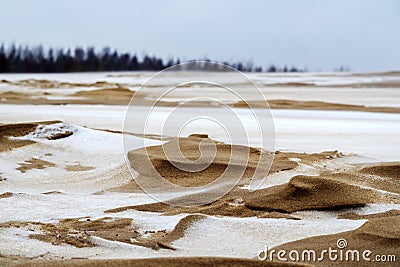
xmin=0 ymin=72 xmax=399 ymax=264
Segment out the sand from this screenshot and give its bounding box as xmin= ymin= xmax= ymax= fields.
xmin=71 ymin=88 xmax=136 ymax=105
xmin=64 ymin=164 xmax=95 ymax=172
xmin=0 ymin=192 xmax=13 ymax=199
xmin=0 ymin=120 xmax=70 ymax=152
xmin=271 ymin=214 xmax=400 ymax=266
xmin=0 ymin=122 xmax=38 ymax=152
xmin=2 ymin=76 xmax=400 ymax=114
xmin=16 ymin=158 xmax=56 ymax=173
xmin=128 ymin=134 xmax=273 ymax=188
xmin=234 ymin=100 xmax=400 ymax=113
xmin=122 ymin=136 xmax=396 ymax=216
xmin=359 ymin=162 xmax=400 ymax=180
xmin=127 ymin=134 xmax=341 ymax=189
xmin=118 ymin=165 xmax=399 ymax=217
xmin=245 ymin=174 xmax=380 ymax=213
xmin=0 ymin=88 xmax=136 ymax=105
xmin=1 ymin=79 xmax=121 ymax=89
xmin=112 ymin=198 xmax=305 ymax=219
xmin=338 ymin=209 xmax=400 ymax=220
xmin=256 ymin=80 xmax=400 ymax=88
xmin=126 ymin=177 xmax=376 ymax=216
xmin=3 ymin=90 xmax=400 ymax=114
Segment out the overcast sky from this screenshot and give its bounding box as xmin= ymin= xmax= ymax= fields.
xmin=1 ymin=0 xmax=399 ymax=71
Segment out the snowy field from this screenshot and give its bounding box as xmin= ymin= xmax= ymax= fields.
xmin=0 ymin=71 xmax=399 ymax=263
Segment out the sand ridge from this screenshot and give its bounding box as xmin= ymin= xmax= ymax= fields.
xmin=128 ymin=134 xmax=273 ymax=188
xmin=359 ymin=163 xmax=400 ymax=180
xmin=234 ymin=100 xmax=400 ymax=113
xmin=244 ymin=174 xmax=381 ymax=213
xmin=113 ymin=164 xmax=400 ymax=217
xmin=338 ymin=209 xmax=400 ymax=220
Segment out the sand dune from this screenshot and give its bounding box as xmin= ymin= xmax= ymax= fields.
xmin=122 ymin=134 xmax=395 ymax=217
xmin=128 ymin=134 xmax=273 ymax=188
xmin=359 ymin=162 xmax=400 ymax=180
xmin=127 ymin=134 xmax=341 ymax=189
xmin=118 ymin=162 xmax=399 ymax=217
xmin=245 ymin=174 xmax=380 ymax=213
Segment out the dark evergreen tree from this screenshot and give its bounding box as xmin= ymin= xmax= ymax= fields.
xmin=0 ymin=43 xmax=305 ymax=73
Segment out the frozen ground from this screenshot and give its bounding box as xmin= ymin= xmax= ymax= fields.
xmin=0 ymin=71 xmax=399 ymax=261
xmin=1 ymin=71 xmax=400 ymax=107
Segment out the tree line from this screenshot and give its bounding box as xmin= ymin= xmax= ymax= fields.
xmin=0 ymin=44 xmax=304 ymax=73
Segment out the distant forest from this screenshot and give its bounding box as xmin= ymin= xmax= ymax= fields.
xmin=0 ymin=44 xmax=305 ymax=73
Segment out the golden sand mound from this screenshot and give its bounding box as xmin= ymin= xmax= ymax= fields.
xmin=359 ymin=163 xmax=400 ymax=180
xmin=112 ymin=137 xmax=346 ymax=216
xmin=245 ymin=174 xmax=379 ymax=213
xmin=127 ymin=134 xmax=273 ymax=188
xmin=127 ymin=135 xmax=339 ymax=189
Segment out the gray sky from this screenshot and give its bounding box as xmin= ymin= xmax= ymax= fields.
xmin=1 ymin=0 xmax=400 ymax=71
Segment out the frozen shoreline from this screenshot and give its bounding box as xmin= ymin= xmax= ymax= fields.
xmin=0 ymin=104 xmax=399 ymax=161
